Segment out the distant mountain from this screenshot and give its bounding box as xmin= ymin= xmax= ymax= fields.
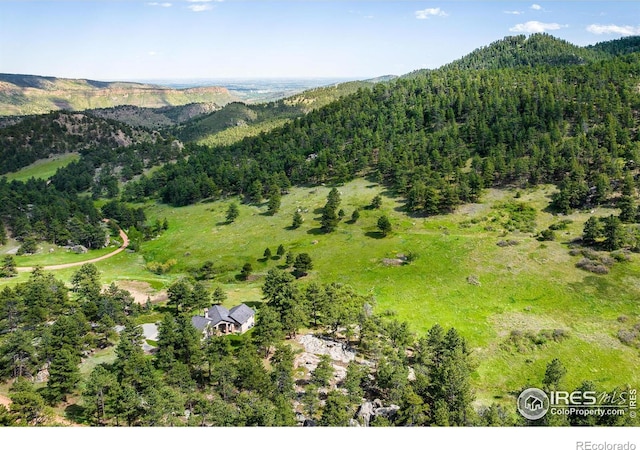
xmin=0 ymin=74 xmax=238 ymax=116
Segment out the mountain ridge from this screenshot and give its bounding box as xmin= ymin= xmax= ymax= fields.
xmin=0 ymin=73 xmax=237 ymax=116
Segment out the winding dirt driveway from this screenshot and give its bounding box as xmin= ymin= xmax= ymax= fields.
xmin=16 ymin=227 xmax=129 ymax=273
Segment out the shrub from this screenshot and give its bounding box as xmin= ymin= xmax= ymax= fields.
xmin=576 ymin=258 xmax=609 ymax=274
xmin=549 ymin=219 xmax=573 ymax=231
xmin=610 ymin=250 xmax=631 ymax=263
xmin=537 ymin=229 xmax=555 ymax=241
xmin=146 ymin=259 xmax=177 ymax=274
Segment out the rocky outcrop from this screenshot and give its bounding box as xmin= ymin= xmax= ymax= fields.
xmin=355 ymin=399 xmax=400 ymax=426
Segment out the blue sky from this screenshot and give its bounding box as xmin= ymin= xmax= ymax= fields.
xmin=0 ymin=1 xmax=638 ymax=80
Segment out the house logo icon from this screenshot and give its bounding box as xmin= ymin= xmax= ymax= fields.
xmin=517 ymin=388 xmax=549 ymax=420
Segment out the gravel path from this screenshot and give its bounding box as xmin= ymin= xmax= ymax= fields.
xmin=16 ymin=226 xmax=129 ymax=272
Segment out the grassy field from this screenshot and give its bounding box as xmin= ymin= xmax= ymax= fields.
xmin=3 ymin=153 xmax=80 ymax=182
xmin=2 ymin=178 xmax=639 ymax=406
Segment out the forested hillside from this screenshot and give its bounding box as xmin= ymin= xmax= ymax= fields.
xmin=0 ymin=111 xmax=158 ymax=174
xmin=124 ymin=37 xmax=640 ymax=220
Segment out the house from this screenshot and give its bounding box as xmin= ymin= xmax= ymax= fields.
xmin=191 ymin=303 xmax=255 ymax=338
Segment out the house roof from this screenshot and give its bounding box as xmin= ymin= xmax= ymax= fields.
xmin=229 ymin=304 xmax=255 ymax=325
xmin=193 ymin=303 xmax=255 ymax=331
xmin=191 ymin=316 xmax=210 ymax=332
xmin=206 ymin=305 xmax=233 ymax=325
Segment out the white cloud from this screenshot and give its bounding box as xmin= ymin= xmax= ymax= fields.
xmin=531 ymin=4 xmax=542 ymax=11
xmin=586 ymin=24 xmax=640 ymax=36
xmin=188 ymin=4 xmax=212 ymax=11
xmin=415 ymin=8 xmax=448 ymax=20
xmin=504 ymin=10 xmax=524 ymax=15
xmin=510 ymin=21 xmax=565 ymax=33
xmin=147 ymin=2 xmax=172 ymax=7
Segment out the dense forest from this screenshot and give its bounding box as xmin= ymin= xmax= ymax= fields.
xmin=123 ymin=35 xmax=640 ymax=225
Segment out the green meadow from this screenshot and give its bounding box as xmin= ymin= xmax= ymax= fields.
xmin=3 ymin=152 xmax=80 ymax=182
xmin=2 ymin=178 xmax=639 ymax=404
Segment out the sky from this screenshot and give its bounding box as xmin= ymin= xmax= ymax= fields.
xmin=0 ymin=1 xmax=638 ymax=81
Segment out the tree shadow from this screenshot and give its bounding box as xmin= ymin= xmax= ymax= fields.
xmin=306 ymin=227 xmax=326 ymax=236
xmin=65 ymin=404 xmax=89 ymax=425
xmin=365 ymin=231 xmax=386 ymax=239
xmin=243 ymin=300 xmax=264 ymax=309
xmin=312 ymin=207 xmax=324 ymax=215
xmin=216 ymin=221 xmax=232 ymax=226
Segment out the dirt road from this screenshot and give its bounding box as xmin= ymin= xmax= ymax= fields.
xmin=16 ymin=227 xmax=129 ymax=272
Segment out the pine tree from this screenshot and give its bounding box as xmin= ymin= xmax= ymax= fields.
xmin=293 ymin=253 xmax=313 ymax=277
xmin=276 ymin=244 xmax=286 ymax=258
xmin=46 ymin=348 xmax=81 ymax=404
xmin=377 ymin=215 xmax=392 ymax=237
xmin=543 ymin=358 xmax=567 ymax=391
xmin=603 ymin=214 xmax=624 ymax=250
xmin=263 ymin=247 xmax=272 ymax=260
xmin=291 ymin=211 xmax=303 ymax=229
xmin=240 ymin=263 xmax=253 ymax=280
xmin=371 ymin=194 xmax=382 ymax=209
xmin=350 ymin=209 xmax=360 ymax=223
xmin=212 ymin=286 xmax=227 ymax=304
xmin=0 ymin=222 xmax=6 ymax=246
xmin=226 ymin=202 xmax=239 ymax=223
xmin=267 ymin=190 xmax=281 ymax=215
xmin=582 ymin=216 xmax=602 ymax=246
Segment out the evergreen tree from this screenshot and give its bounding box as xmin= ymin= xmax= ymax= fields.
xmin=212 ymin=286 xmax=227 ymax=304
xmin=319 ymin=390 xmax=351 ymax=426
xmin=0 ymin=222 xmax=6 ymax=246
xmin=9 ymin=378 xmax=49 ymax=425
xmin=0 ymin=255 xmax=17 ymax=278
xmin=377 ymin=215 xmax=392 ymax=236
xmin=350 ymin=209 xmax=360 ymax=223
xmin=226 ymin=202 xmax=240 ymax=223
xmin=252 ymin=305 xmax=284 ymax=357
xmin=240 ymin=263 xmax=253 ymax=280
xmin=46 ymin=348 xmax=81 ymax=404
xmin=83 ymin=365 xmax=119 ymax=425
xmin=321 ymin=188 xmax=341 ymax=232
xmin=291 ymin=211 xmax=303 ymax=229
xmin=285 ymin=251 xmax=295 ymax=267
xmin=293 ymin=253 xmax=313 ymax=277
xmin=263 ymin=247 xmax=272 ymax=260
xmin=70 ymin=263 xmax=101 ymax=301
xmin=582 ymin=216 xmax=602 ymax=246
xmin=167 ymin=279 xmax=192 ymax=314
xmin=276 ymin=244 xmax=286 ymax=258
xmin=371 ymin=194 xmax=382 ymax=209
xmin=543 ymin=358 xmax=567 ymax=391
xmin=311 ymin=354 xmax=334 ymax=387
xmin=267 ymin=189 xmax=281 ymax=215
xmin=603 ymin=214 xmax=624 ymax=250
xmin=618 ymin=195 xmax=636 ymax=223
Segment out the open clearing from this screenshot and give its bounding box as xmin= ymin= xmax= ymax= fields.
xmin=3 ymin=152 xmax=80 ymax=182
xmin=2 ymin=178 xmax=639 ymax=405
